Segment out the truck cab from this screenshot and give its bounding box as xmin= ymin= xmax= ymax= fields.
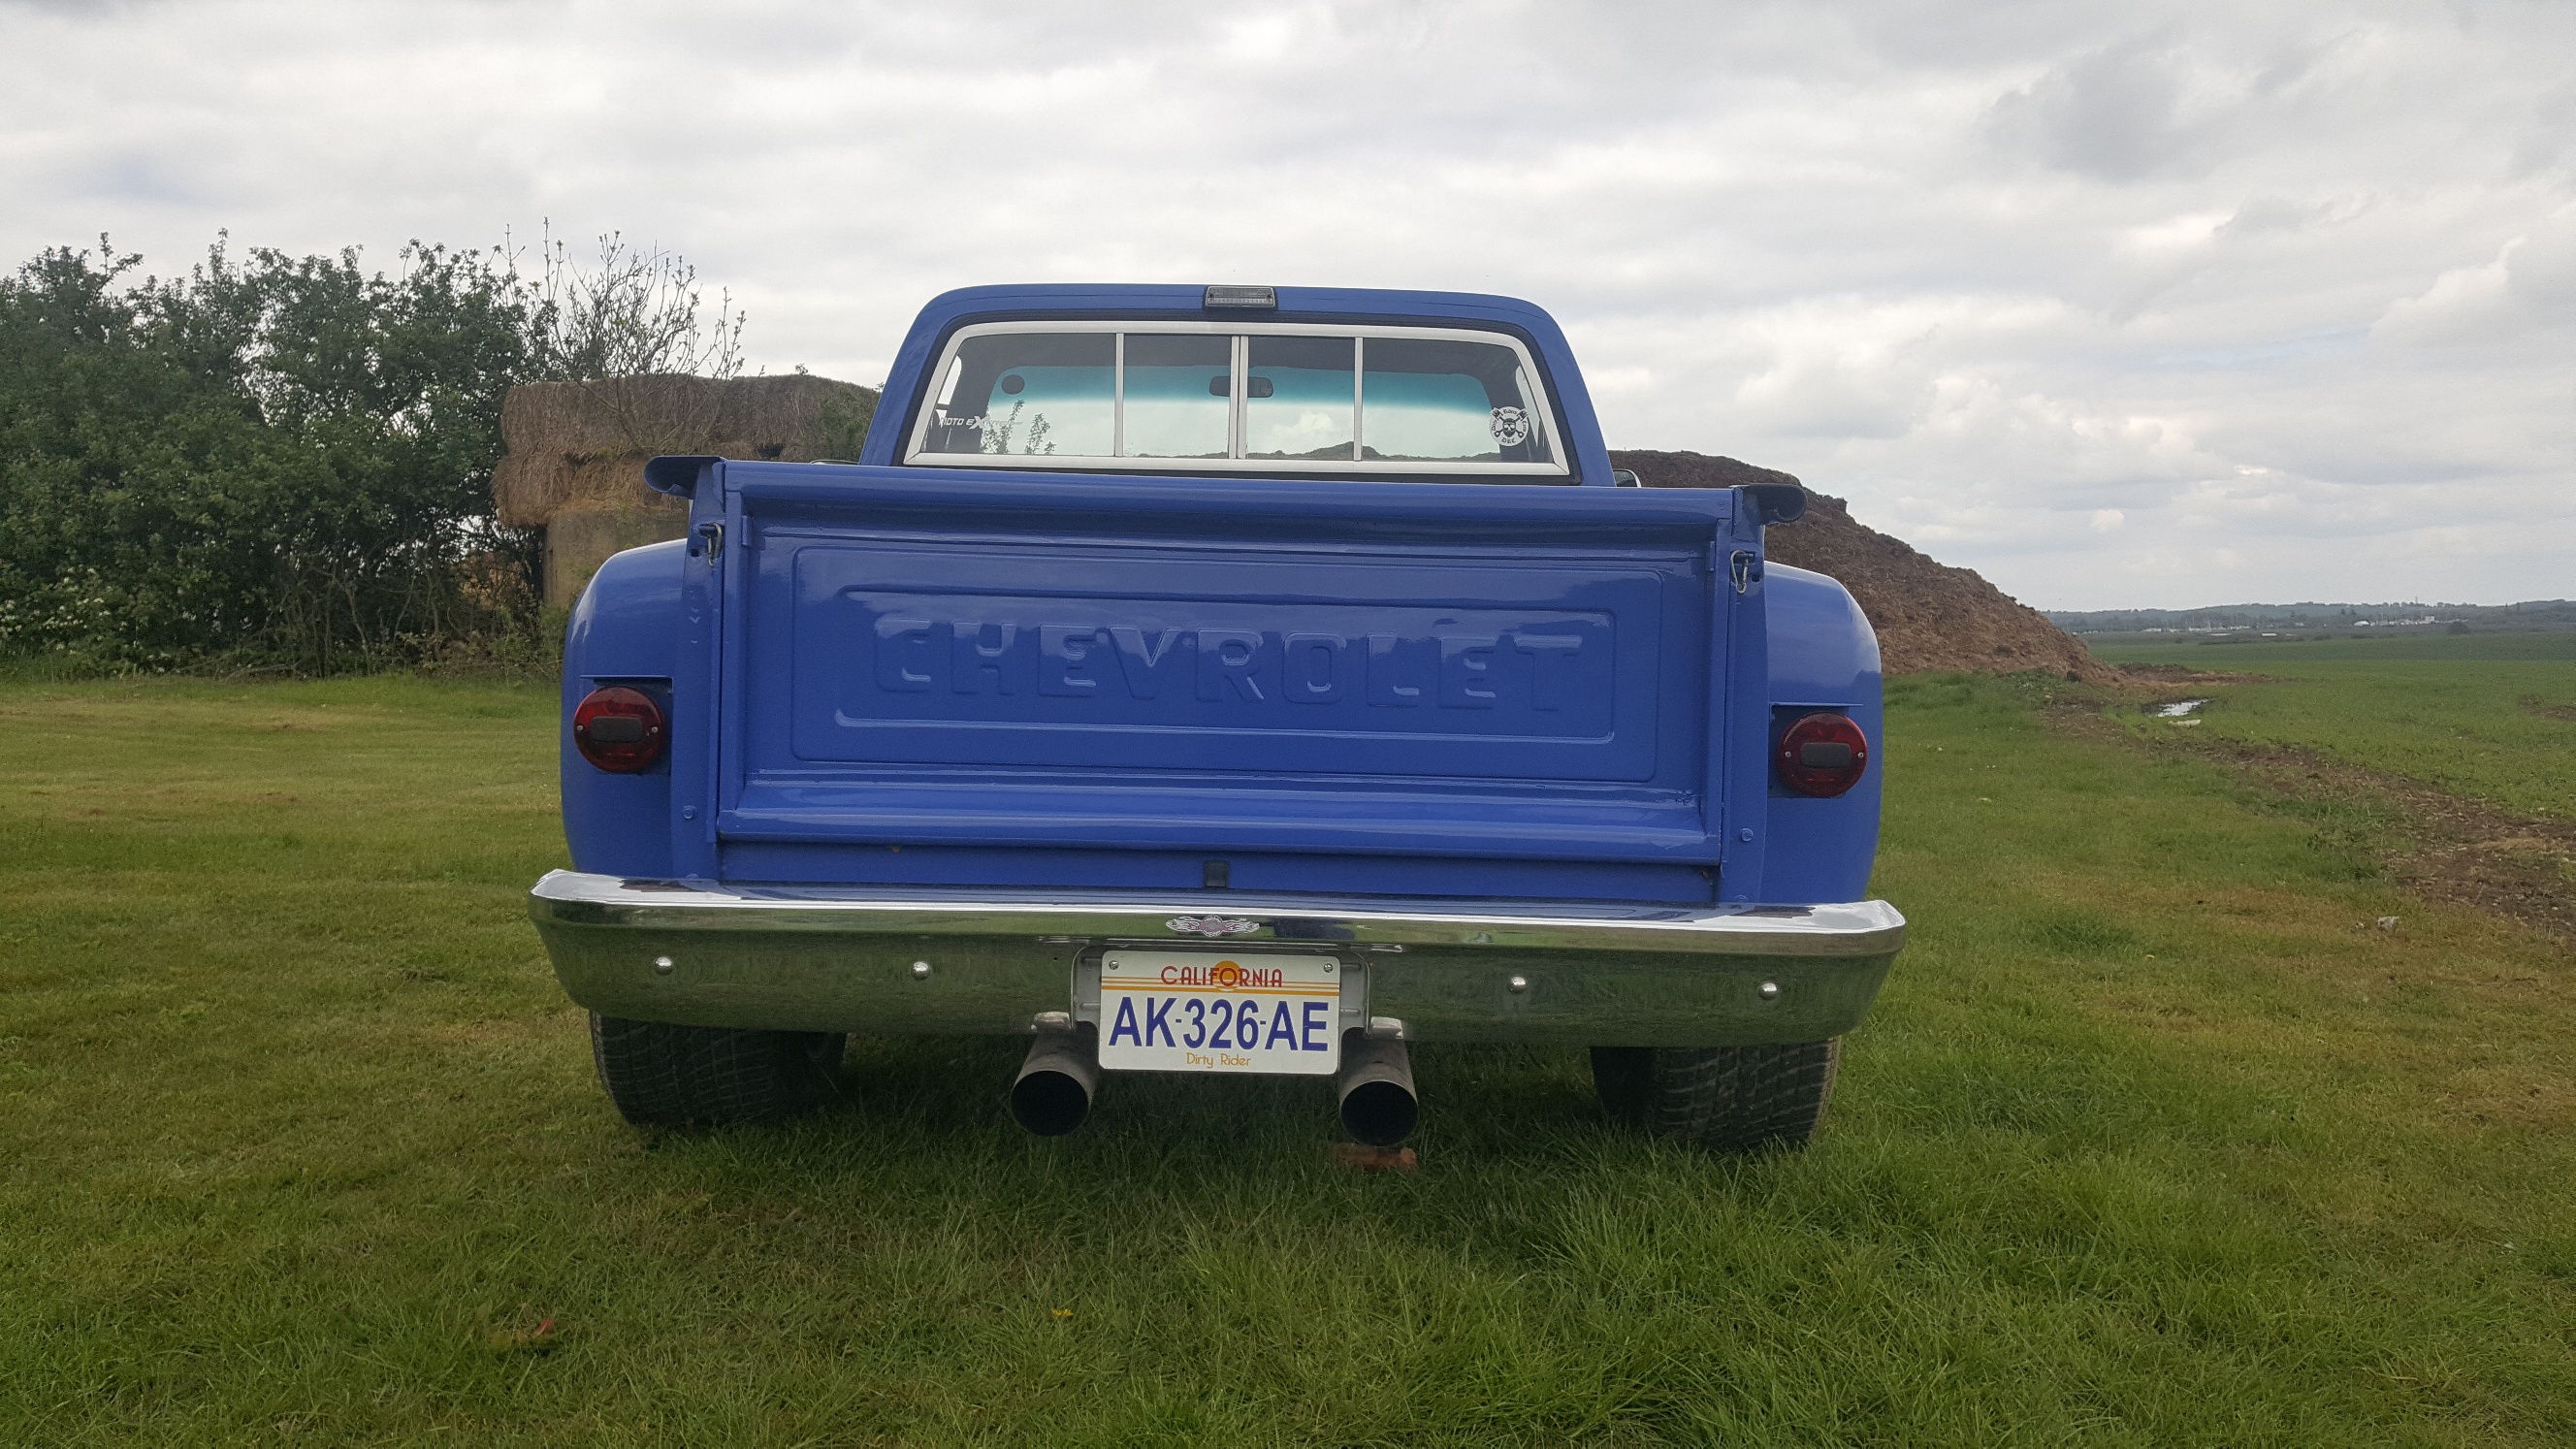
xmin=530 ymin=284 xmax=1902 ymax=1151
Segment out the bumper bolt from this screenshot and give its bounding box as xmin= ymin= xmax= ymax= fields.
xmin=911 ymin=960 xmax=932 ymax=980
xmin=1507 ymin=975 xmax=1529 ymax=993
xmin=1758 ymin=981 xmax=1780 ymax=999
xmin=652 ymin=955 xmax=674 ymax=976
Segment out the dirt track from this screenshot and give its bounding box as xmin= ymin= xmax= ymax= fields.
xmin=2055 ymin=696 xmax=2576 ymax=949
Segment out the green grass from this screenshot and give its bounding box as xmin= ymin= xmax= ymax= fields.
xmin=2091 ymin=632 xmax=2576 ymax=819
xmin=4 ymin=670 xmax=2573 ymax=1444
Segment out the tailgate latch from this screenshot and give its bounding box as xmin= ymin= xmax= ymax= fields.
xmin=1727 ymin=549 xmax=1761 ymax=595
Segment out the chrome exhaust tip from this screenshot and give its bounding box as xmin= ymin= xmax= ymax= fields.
xmin=1010 ymin=1022 xmax=1098 ymax=1136
xmin=1336 ymin=1029 xmax=1418 ymax=1146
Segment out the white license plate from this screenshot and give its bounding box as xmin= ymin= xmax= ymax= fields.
xmin=1097 ymin=950 xmax=1343 ymax=1076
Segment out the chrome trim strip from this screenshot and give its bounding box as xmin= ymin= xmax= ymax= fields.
xmin=528 ymin=871 xmax=1905 ymax=958
xmin=1351 ymin=334 xmax=1365 ymax=462
xmin=1230 ymin=333 xmax=1247 ymax=460
xmin=897 ymin=453 xmax=1570 ymax=475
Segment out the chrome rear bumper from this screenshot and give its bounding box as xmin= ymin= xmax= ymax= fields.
xmin=528 ymin=870 xmax=1906 ymax=1046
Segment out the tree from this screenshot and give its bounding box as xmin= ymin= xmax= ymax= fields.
xmin=0 ymin=236 xmax=539 ymax=670
xmin=0 ymin=227 xmax=769 ymax=671
xmin=522 ymin=228 xmax=749 ymax=456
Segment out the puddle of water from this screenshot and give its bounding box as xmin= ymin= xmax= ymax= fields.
xmin=2150 ymin=699 xmax=2208 ymax=719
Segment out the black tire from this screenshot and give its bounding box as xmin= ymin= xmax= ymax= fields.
xmin=1589 ymin=1039 xmax=1841 ymax=1152
xmin=588 ymin=1014 xmax=847 ymax=1127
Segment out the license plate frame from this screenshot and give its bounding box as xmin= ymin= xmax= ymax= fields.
xmin=1094 ymin=949 xmax=1344 ymax=1076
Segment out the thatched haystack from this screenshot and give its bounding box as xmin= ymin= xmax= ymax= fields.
xmin=1609 ymin=449 xmax=2116 ymax=683
xmin=495 ymin=373 xmax=877 ymax=602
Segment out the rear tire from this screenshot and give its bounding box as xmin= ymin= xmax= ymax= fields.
xmin=1589 ymin=1039 xmax=1840 ymax=1152
xmin=589 ymin=1014 xmax=847 ymax=1127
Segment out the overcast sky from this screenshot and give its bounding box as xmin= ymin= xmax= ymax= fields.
xmin=4 ymin=0 xmax=2570 ymax=609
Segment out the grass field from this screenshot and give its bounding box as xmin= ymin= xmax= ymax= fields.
xmin=3 ymin=666 xmax=2572 ymax=1444
xmin=2090 ymin=632 xmax=2576 ymax=820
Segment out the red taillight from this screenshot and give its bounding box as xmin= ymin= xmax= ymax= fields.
xmin=1775 ymin=712 xmax=1869 ymax=797
xmin=573 ymin=687 xmax=666 ymax=773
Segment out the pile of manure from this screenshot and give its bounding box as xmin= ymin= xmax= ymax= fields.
xmin=1609 ymin=448 xmax=2117 ymax=684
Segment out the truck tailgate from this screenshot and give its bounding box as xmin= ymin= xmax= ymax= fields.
xmin=679 ymin=465 xmax=1758 ymax=899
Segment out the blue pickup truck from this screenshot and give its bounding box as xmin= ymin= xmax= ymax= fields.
xmin=528 ymin=284 xmax=1903 ymax=1152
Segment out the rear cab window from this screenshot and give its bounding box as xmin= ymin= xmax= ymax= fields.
xmin=906 ymin=323 xmax=1565 ymax=478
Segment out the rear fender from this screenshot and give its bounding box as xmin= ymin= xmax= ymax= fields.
xmin=1756 ymin=564 xmax=1884 ymax=904
xmin=562 ymin=539 xmax=686 ymax=878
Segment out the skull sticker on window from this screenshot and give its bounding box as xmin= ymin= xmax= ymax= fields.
xmin=1488 ymin=406 xmax=1530 ymax=448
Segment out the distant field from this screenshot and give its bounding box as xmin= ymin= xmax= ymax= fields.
xmin=2091 ymin=632 xmax=2576 ymax=820
xmin=3 ymin=670 xmax=2572 ymax=1444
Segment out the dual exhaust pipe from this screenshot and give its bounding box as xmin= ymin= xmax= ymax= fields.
xmin=1009 ymin=1022 xmax=1418 ymax=1146
xmin=1007 ymin=1024 xmax=1103 ymax=1138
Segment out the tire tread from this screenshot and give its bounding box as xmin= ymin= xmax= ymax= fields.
xmin=1588 ymin=1039 xmax=1840 ymax=1152
xmin=589 ymin=1014 xmax=846 ymax=1127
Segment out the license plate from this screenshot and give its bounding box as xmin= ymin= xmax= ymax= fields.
xmin=1096 ymin=950 xmax=1342 ymax=1076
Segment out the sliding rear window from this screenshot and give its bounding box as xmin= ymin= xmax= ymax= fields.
xmin=907 ymin=324 xmax=1564 ymax=477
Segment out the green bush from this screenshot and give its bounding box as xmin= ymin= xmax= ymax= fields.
xmin=809 ymin=381 xmax=878 ymax=462
xmin=0 ymin=238 xmax=546 ymax=672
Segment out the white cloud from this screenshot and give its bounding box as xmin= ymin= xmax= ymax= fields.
xmin=2375 ymin=208 xmax=2576 ymax=347
xmin=0 ymin=0 xmax=2570 ymax=607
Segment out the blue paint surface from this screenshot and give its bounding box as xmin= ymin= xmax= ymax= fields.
xmin=559 ymin=286 xmax=1884 ymax=907
xmin=1755 ymin=564 xmax=1884 ymax=904
xmin=720 ymin=467 xmax=1722 ymax=887
xmin=560 ymin=539 xmax=682 ymax=879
